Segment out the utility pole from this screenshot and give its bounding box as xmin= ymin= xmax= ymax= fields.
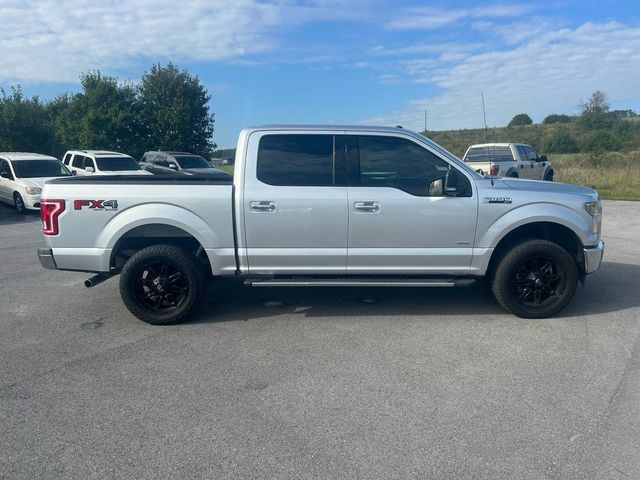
xmin=481 ymin=92 xmax=489 ymax=142
xmin=424 ymin=109 xmax=427 ymax=132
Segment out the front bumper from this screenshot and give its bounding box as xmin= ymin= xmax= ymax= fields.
xmin=583 ymin=240 xmax=604 ymax=274
xmin=37 ymin=248 xmax=57 ymax=270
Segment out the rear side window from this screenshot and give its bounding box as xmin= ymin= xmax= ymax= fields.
xmin=465 ymin=146 xmax=514 ymax=162
xmin=355 ymin=136 xmax=450 ymax=197
xmin=257 ymin=135 xmax=334 ymax=186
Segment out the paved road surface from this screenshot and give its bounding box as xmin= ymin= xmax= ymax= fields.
xmin=1 ymin=200 xmax=639 ymax=479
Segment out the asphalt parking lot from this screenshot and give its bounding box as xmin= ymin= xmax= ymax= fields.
xmin=1 ymin=200 xmax=639 ymax=479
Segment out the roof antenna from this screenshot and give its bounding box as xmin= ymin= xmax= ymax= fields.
xmin=482 ymin=92 xmax=494 ymax=186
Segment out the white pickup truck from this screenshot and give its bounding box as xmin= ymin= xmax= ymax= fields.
xmin=38 ymin=126 xmax=603 ymax=324
xmin=463 ymin=143 xmax=554 ymax=181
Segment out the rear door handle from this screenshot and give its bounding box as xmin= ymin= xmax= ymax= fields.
xmin=354 ymin=201 xmax=380 ymax=213
xmin=250 ymin=201 xmax=276 ymax=213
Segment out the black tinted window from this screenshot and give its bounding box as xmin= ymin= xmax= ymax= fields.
xmin=71 ymin=155 xmax=85 ymax=168
xmin=356 ymin=136 xmax=450 ymax=196
xmin=12 ymin=160 xmax=70 ymax=178
xmin=95 ymin=156 xmax=141 ymax=171
xmin=524 ymin=146 xmax=538 ymax=161
xmin=257 ymin=135 xmax=334 ymax=186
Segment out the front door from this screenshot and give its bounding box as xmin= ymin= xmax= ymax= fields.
xmin=243 ymin=132 xmax=348 ymax=274
xmin=0 ymin=159 xmax=13 ymax=202
xmin=346 ymin=134 xmax=478 ymax=274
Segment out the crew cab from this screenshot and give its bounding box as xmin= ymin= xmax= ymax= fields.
xmin=62 ymin=150 xmax=151 ymax=176
xmin=463 ymin=143 xmax=554 ymax=181
xmin=38 ymin=126 xmax=603 ymax=324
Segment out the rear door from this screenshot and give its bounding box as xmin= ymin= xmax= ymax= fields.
xmin=242 ymin=132 xmax=348 ymax=274
xmin=516 ymin=145 xmax=536 ymax=179
xmin=346 ymin=134 xmax=477 ymax=274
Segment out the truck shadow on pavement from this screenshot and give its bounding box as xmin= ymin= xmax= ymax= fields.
xmin=190 ymin=261 xmax=639 ymax=324
xmin=0 ymin=203 xmax=40 ymax=225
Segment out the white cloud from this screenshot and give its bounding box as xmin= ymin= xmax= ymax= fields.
xmin=0 ymin=0 xmax=372 ymax=83
xmin=362 ymin=22 xmax=640 ymax=133
xmin=387 ymin=3 xmax=540 ymax=30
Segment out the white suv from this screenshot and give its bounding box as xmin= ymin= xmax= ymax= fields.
xmin=463 ymin=143 xmax=554 ymax=181
xmin=62 ymin=150 xmax=151 ymax=176
xmin=0 ymin=152 xmax=72 ymax=213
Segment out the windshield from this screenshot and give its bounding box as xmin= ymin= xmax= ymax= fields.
xmin=12 ymin=160 xmax=71 ymax=178
xmin=95 ymin=156 xmax=141 ymax=171
xmin=174 ymin=155 xmax=212 ymax=169
xmin=465 ymin=146 xmax=514 ymax=162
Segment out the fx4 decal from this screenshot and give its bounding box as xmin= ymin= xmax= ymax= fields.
xmin=74 ymin=199 xmax=119 ymax=211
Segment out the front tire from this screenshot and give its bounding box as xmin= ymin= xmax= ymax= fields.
xmin=14 ymin=193 xmax=25 ymax=214
xmin=543 ymin=170 xmax=554 ymax=181
xmin=119 ymin=244 xmax=206 ymax=325
xmin=491 ymin=240 xmax=578 ymax=318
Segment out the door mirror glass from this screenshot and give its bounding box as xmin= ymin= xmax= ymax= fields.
xmin=85 ymin=166 xmax=95 ymax=173
xmin=168 ymin=162 xmax=178 ymax=170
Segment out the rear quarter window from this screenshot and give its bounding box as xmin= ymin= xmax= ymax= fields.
xmin=465 ymin=146 xmax=514 ymax=162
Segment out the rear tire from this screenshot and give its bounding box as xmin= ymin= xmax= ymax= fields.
xmin=119 ymin=244 xmax=206 ymax=325
xmin=14 ymin=193 xmax=25 ymax=214
xmin=491 ymin=239 xmax=578 ymax=318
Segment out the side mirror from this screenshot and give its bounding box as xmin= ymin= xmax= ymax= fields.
xmin=537 ymin=155 xmax=547 ymax=162
xmin=71 ymin=170 xmax=77 ymax=176
xmin=444 ymin=185 xmax=458 ymax=195
xmin=168 ymin=163 xmax=178 ymax=170
xmin=85 ymin=166 xmax=95 ymax=173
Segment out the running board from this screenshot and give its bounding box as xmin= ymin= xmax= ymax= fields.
xmin=245 ymin=278 xmax=476 ymax=288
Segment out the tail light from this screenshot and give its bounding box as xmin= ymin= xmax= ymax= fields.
xmin=490 ymin=164 xmax=499 ymax=176
xmin=41 ymin=199 xmax=65 ymax=236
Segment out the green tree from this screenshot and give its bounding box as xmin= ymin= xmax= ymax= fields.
xmin=138 ymin=63 xmax=215 ymax=154
xmin=51 ymin=72 xmax=142 ymax=155
xmin=542 ymin=114 xmax=573 ymax=124
xmin=578 ymin=90 xmax=610 ymax=115
xmin=0 ymin=86 xmax=58 ymax=153
xmin=508 ymin=113 xmax=533 ymax=127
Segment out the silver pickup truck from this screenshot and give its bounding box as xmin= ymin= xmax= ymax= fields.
xmin=38 ymin=125 xmax=604 ymax=324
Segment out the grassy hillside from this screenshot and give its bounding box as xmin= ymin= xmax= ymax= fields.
xmin=213 ymin=120 xmax=640 ymax=200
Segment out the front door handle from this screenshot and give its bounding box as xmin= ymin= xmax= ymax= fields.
xmin=354 ymin=201 xmax=380 ymax=213
xmin=250 ymin=201 xmax=276 ymax=213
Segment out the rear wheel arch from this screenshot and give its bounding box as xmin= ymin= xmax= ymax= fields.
xmin=110 ymin=223 xmax=212 ymax=277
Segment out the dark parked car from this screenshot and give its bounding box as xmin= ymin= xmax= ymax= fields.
xmin=139 ymin=151 xmax=231 ymax=178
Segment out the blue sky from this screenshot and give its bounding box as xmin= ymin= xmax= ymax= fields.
xmin=2 ymin=0 xmax=640 ymax=148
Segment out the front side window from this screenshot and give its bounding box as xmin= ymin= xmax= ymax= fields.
xmin=174 ymin=155 xmax=211 ymax=169
xmin=524 ymin=146 xmax=538 ymax=161
xmin=355 ymin=136 xmax=451 ymax=196
xmin=0 ymin=160 xmax=12 ymax=178
xmin=71 ymin=155 xmax=85 ymax=168
xmin=95 ymin=156 xmax=141 ymax=171
xmin=257 ymin=134 xmax=334 ymax=186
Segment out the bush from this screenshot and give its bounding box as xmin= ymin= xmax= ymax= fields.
xmin=508 ymin=113 xmax=533 ymax=127
xmin=582 ymin=130 xmax=620 ymax=153
xmin=543 ymin=114 xmax=573 ymax=124
xmin=544 ymin=130 xmax=579 ymax=153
